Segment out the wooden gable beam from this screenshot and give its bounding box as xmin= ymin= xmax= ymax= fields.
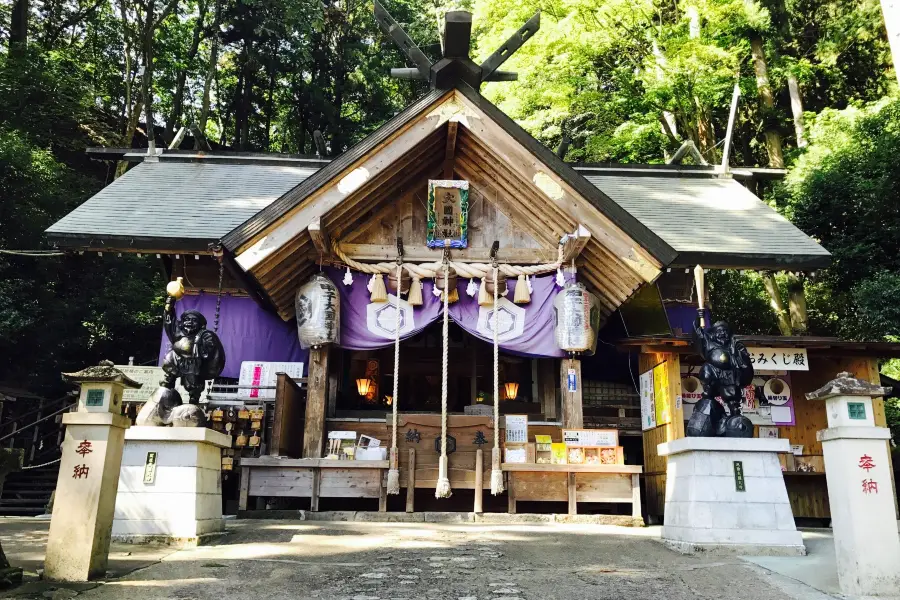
xmin=443 ymin=121 xmax=458 ymax=179
xmin=452 ymin=90 xmax=662 ymax=283
xmin=562 ymin=224 xmax=591 ymax=262
xmin=308 ymin=217 xmax=330 ymax=257
xmin=235 ymin=93 xmax=459 ymax=273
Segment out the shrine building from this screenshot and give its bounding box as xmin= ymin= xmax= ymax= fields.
xmin=45 ymin=7 xmax=900 ymax=522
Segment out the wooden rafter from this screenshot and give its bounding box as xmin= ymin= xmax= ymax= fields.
xmin=308 ymin=217 xmax=330 ymax=258
xmin=443 ymin=121 xmax=458 ymax=179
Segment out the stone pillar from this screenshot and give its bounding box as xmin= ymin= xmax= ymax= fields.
xmin=45 ymin=362 xmax=139 ymax=582
xmin=807 ymin=372 xmax=900 ymax=597
xmin=112 ymin=427 xmax=231 ymax=546
xmin=658 ymin=437 xmax=804 ymax=555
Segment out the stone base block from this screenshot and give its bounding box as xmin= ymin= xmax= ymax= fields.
xmin=112 ymin=426 xmax=230 ymax=545
xmin=660 ymin=539 xmax=806 ymax=556
xmin=658 ymin=437 xmax=804 ymax=556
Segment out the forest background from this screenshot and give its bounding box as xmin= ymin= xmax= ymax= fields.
xmin=1 ymin=0 xmax=899 ymax=402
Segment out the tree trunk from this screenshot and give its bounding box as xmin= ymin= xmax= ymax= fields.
xmin=141 ymin=0 xmax=157 ymax=155
xmin=197 ymin=0 xmax=221 ymax=142
xmin=165 ymin=0 xmax=207 ymax=144
xmin=787 ymin=74 xmax=807 ymax=148
xmin=115 ymin=99 xmax=143 ymax=178
xmin=750 ymin=36 xmax=785 ymax=168
xmin=761 ymin=271 xmax=792 ymax=336
xmin=10 ymin=0 xmax=28 ymax=51
xmin=786 ymin=274 xmax=808 ymax=334
xmin=882 ymin=0 xmax=900 ymax=87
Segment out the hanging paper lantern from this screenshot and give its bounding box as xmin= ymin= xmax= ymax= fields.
xmin=295 ymin=273 xmax=341 ymax=349
xmin=553 ymin=282 xmax=600 ymax=354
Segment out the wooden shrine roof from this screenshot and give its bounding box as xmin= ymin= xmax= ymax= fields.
xmin=580 ymin=173 xmax=831 ymax=269
xmin=46 ymin=160 xmax=319 ymax=252
xmin=46 ymin=85 xmax=831 ymax=318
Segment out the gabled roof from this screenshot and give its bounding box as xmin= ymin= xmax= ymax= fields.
xmin=223 ymin=84 xmax=676 ymax=266
xmin=46 ymin=159 xmax=318 ymax=251
xmin=582 ymin=173 xmax=831 ymax=269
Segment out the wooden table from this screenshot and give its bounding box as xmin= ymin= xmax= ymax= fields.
xmin=502 ymin=463 xmax=643 ymax=517
xmin=239 ymin=457 xmax=390 ymax=512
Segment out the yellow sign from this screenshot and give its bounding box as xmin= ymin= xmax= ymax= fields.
xmin=653 ymin=362 xmax=671 ymax=426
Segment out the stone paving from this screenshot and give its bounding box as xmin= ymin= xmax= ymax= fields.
xmin=0 ymin=518 xmax=836 ymax=600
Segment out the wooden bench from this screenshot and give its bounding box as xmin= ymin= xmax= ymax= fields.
xmin=239 ymin=457 xmax=389 ymax=512
xmin=502 ymin=463 xmax=643 ymax=517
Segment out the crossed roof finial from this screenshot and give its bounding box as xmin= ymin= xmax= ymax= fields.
xmin=374 ymin=0 xmax=540 ymax=90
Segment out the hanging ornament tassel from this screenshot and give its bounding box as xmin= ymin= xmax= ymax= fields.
xmin=490 ymin=447 xmax=504 ymax=495
xmin=514 ymin=273 xmax=531 ymax=304
xmin=387 ymin=447 xmax=400 ymax=495
xmin=435 ymin=263 xmax=453 ymax=499
xmin=447 ymin=286 xmax=459 ymax=304
xmin=466 ymin=278 xmax=477 ymax=297
xmin=370 ymin=273 xmax=388 ymax=303
xmin=407 ymin=276 xmax=423 ymax=306
xmin=343 ymin=267 xmax=353 ymax=286
xmin=490 ymin=265 xmax=504 ymax=495
xmin=478 ymin=277 xmax=492 ymax=306
xmin=387 ymin=264 xmax=402 ymax=495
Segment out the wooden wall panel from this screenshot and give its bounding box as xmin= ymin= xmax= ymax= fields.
xmin=639 ymin=351 xmax=684 ymax=520
xmin=512 ymin=471 xmax=567 ymax=501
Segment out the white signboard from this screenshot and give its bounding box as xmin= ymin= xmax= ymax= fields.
xmin=640 ymin=370 xmax=656 ymax=431
xmin=747 ymin=347 xmax=809 ymax=371
xmin=562 ymin=429 xmax=618 ymax=448
xmin=238 ymin=361 xmax=304 ymax=399
xmin=505 ymin=415 xmax=528 ymax=444
xmin=115 ymin=365 xmax=209 ymax=404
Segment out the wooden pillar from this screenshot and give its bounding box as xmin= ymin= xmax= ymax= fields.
xmin=310 ymin=467 xmax=320 ymax=512
xmin=239 ymin=466 xmax=250 ymax=511
xmin=406 ymin=448 xmax=416 ymax=513
xmin=474 ymin=448 xmax=484 ymax=513
xmin=378 ymin=470 xmax=388 ymax=512
xmin=560 ymin=358 xmax=583 ymax=428
xmin=303 ymin=348 xmax=330 ymax=458
xmin=507 ymin=473 xmax=516 ymax=514
xmin=631 ymin=473 xmax=642 ymax=520
xmin=567 ymin=472 xmax=577 ymax=515
xmin=539 ymin=359 xmax=557 ymax=420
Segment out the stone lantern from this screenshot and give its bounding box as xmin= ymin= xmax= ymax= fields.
xmin=806 ymin=372 xmax=900 ymax=597
xmin=44 ymin=361 xmax=139 ymax=582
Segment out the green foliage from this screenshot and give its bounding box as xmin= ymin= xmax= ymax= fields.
xmin=707 ymin=270 xmax=780 ymax=334
xmin=779 ymin=96 xmax=900 ymax=339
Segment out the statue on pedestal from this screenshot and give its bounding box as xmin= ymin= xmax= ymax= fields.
xmin=137 ymin=278 xmax=225 ymax=427
xmin=686 ymin=317 xmax=754 ymax=438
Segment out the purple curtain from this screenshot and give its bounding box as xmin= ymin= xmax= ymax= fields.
xmin=326 ymin=267 xmax=567 ymax=358
xmin=158 ymin=293 xmax=307 ymax=379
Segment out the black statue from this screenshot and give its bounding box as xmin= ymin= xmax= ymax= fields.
xmin=161 ymin=296 xmax=226 ymax=404
xmin=686 ymin=316 xmax=754 ymax=438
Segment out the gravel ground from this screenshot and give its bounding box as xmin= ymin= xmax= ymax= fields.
xmin=0 ymin=518 xmax=837 ymax=600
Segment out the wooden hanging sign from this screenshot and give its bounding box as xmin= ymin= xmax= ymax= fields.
xmin=427 ymin=179 xmax=469 ymax=248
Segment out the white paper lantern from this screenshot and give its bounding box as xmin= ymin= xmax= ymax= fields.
xmin=295 ymin=274 xmax=340 ymax=349
xmin=553 ymin=282 xmax=600 ymax=354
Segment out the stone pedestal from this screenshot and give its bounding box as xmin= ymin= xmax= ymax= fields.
xmin=45 ymin=362 xmax=139 ymax=582
xmin=658 ymin=437 xmax=804 ymax=555
xmin=45 ymin=412 xmax=132 ymax=581
xmin=112 ymin=426 xmax=231 ymax=546
xmin=808 ymin=372 xmax=900 ymax=597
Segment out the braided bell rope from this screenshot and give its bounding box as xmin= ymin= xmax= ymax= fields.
xmin=331 ymin=239 xmax=565 ymax=279
xmin=386 ymin=261 xmax=402 ymax=495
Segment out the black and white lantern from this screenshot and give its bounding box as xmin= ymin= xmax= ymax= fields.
xmin=295 ymin=273 xmax=341 ymax=349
